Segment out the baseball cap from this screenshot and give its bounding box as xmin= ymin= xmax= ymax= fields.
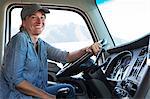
xmin=21 ymin=4 xmax=50 ymax=20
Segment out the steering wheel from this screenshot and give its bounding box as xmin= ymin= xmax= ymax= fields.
xmin=56 ymin=52 xmax=93 ymax=78
xmin=56 ymin=39 xmax=107 ymax=78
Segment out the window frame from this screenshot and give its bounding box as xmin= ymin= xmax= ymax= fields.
xmin=5 ymin=4 xmax=99 ymax=45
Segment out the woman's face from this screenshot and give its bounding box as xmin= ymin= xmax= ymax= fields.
xmin=22 ymin=11 xmax=46 ymax=36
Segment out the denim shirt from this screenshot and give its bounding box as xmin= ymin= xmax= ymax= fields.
xmin=0 ymin=31 xmax=68 ymax=99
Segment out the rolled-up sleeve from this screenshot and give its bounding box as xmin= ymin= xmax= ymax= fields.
xmin=3 ymin=33 xmax=27 ymax=88
xmin=46 ymin=43 xmax=69 ymax=63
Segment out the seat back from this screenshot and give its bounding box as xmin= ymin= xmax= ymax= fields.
xmin=48 ymin=62 xmax=60 ymax=81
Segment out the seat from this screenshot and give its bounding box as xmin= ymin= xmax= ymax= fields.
xmin=48 ymin=62 xmax=60 ymax=81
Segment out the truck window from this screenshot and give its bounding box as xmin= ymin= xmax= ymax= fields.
xmin=96 ymin=0 xmax=150 ymax=46
xmin=11 ymin=8 xmax=93 ymax=52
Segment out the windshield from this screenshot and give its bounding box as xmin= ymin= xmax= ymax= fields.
xmin=96 ymin=0 xmax=150 ymax=46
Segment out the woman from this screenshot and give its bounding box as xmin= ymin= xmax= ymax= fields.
xmin=0 ymin=4 xmax=101 ymax=99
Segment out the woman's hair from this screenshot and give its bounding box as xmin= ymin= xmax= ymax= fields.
xmin=19 ymin=25 xmax=26 ymax=32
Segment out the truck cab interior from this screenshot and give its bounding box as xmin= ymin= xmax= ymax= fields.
xmin=0 ymin=0 xmax=150 ymax=99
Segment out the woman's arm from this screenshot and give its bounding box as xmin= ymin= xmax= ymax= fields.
xmin=16 ymin=80 xmax=56 ymax=99
xmin=66 ymin=42 xmax=101 ymax=62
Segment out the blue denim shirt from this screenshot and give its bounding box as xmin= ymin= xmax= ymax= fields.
xmin=0 ymin=31 xmax=68 ymax=99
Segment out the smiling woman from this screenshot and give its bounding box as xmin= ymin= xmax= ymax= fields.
xmin=0 ymin=3 xmax=101 ymax=99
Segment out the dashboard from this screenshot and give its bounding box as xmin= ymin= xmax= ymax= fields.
xmin=101 ymin=34 xmax=150 ymax=98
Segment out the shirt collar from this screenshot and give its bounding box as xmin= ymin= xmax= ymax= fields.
xmin=23 ymin=30 xmax=41 ymax=44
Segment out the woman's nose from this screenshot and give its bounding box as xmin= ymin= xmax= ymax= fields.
xmin=36 ymin=17 xmax=43 ymax=23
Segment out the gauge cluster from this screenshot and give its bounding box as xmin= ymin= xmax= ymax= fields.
xmin=101 ymin=34 xmax=150 ymax=98
xmin=105 ymin=50 xmax=133 ymax=81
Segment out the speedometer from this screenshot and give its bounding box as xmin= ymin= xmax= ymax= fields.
xmin=105 ymin=51 xmax=132 ymax=81
xmin=111 ymin=54 xmax=132 ymax=80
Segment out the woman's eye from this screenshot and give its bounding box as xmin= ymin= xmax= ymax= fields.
xmin=30 ymin=15 xmax=45 ymax=21
xmin=31 ymin=16 xmax=36 ymax=19
xmin=41 ymin=16 xmax=46 ymax=20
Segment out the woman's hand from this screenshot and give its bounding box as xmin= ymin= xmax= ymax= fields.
xmin=67 ymin=42 xmax=102 ymax=62
xmin=85 ymin=42 xmax=102 ymax=55
xmin=16 ymin=80 xmax=56 ymax=99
